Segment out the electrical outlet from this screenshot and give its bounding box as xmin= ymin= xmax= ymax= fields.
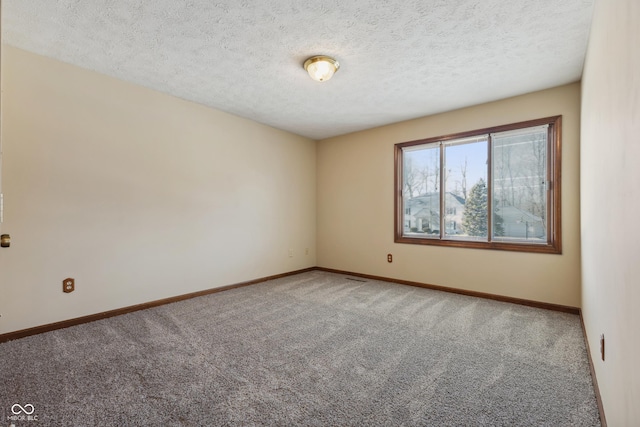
xmin=305 ymin=248 xmax=309 ymax=255
xmin=63 ymin=278 xmax=75 ymax=293
xmin=288 ymin=249 xmax=293 ymax=258
xmin=387 ymin=253 xmax=393 ymax=263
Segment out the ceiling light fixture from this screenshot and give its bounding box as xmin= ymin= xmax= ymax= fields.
xmin=303 ymin=55 xmax=340 ymax=82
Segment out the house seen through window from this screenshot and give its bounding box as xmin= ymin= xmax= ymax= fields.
xmin=394 ymin=116 xmax=561 ymax=253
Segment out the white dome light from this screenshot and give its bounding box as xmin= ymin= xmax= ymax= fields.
xmin=303 ymin=56 xmax=340 ymax=82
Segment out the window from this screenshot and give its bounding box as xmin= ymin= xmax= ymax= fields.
xmin=394 ymin=116 xmax=561 ymax=253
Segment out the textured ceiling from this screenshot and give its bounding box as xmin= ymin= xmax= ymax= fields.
xmin=2 ymin=0 xmax=594 ymax=140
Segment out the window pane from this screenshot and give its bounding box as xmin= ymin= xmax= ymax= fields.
xmin=444 ymin=138 xmax=488 ymax=241
xmin=395 ymin=116 xmax=560 ymax=253
xmin=492 ymin=126 xmax=548 ymax=243
xmin=403 ymin=144 xmax=440 ymax=237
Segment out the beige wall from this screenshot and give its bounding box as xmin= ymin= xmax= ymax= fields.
xmin=317 ymin=83 xmax=581 ymax=307
xmin=581 ymin=0 xmax=640 ymax=424
xmin=0 ymin=46 xmax=316 ymax=334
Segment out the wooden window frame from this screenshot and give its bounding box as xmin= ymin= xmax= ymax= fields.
xmin=394 ymin=116 xmax=562 ymax=254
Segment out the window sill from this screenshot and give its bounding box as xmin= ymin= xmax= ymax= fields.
xmin=394 ymin=235 xmax=562 ymax=254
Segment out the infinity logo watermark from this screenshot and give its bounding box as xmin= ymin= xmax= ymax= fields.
xmin=11 ymin=404 xmax=35 ymax=415
xmin=8 ymin=403 xmax=38 ymax=422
